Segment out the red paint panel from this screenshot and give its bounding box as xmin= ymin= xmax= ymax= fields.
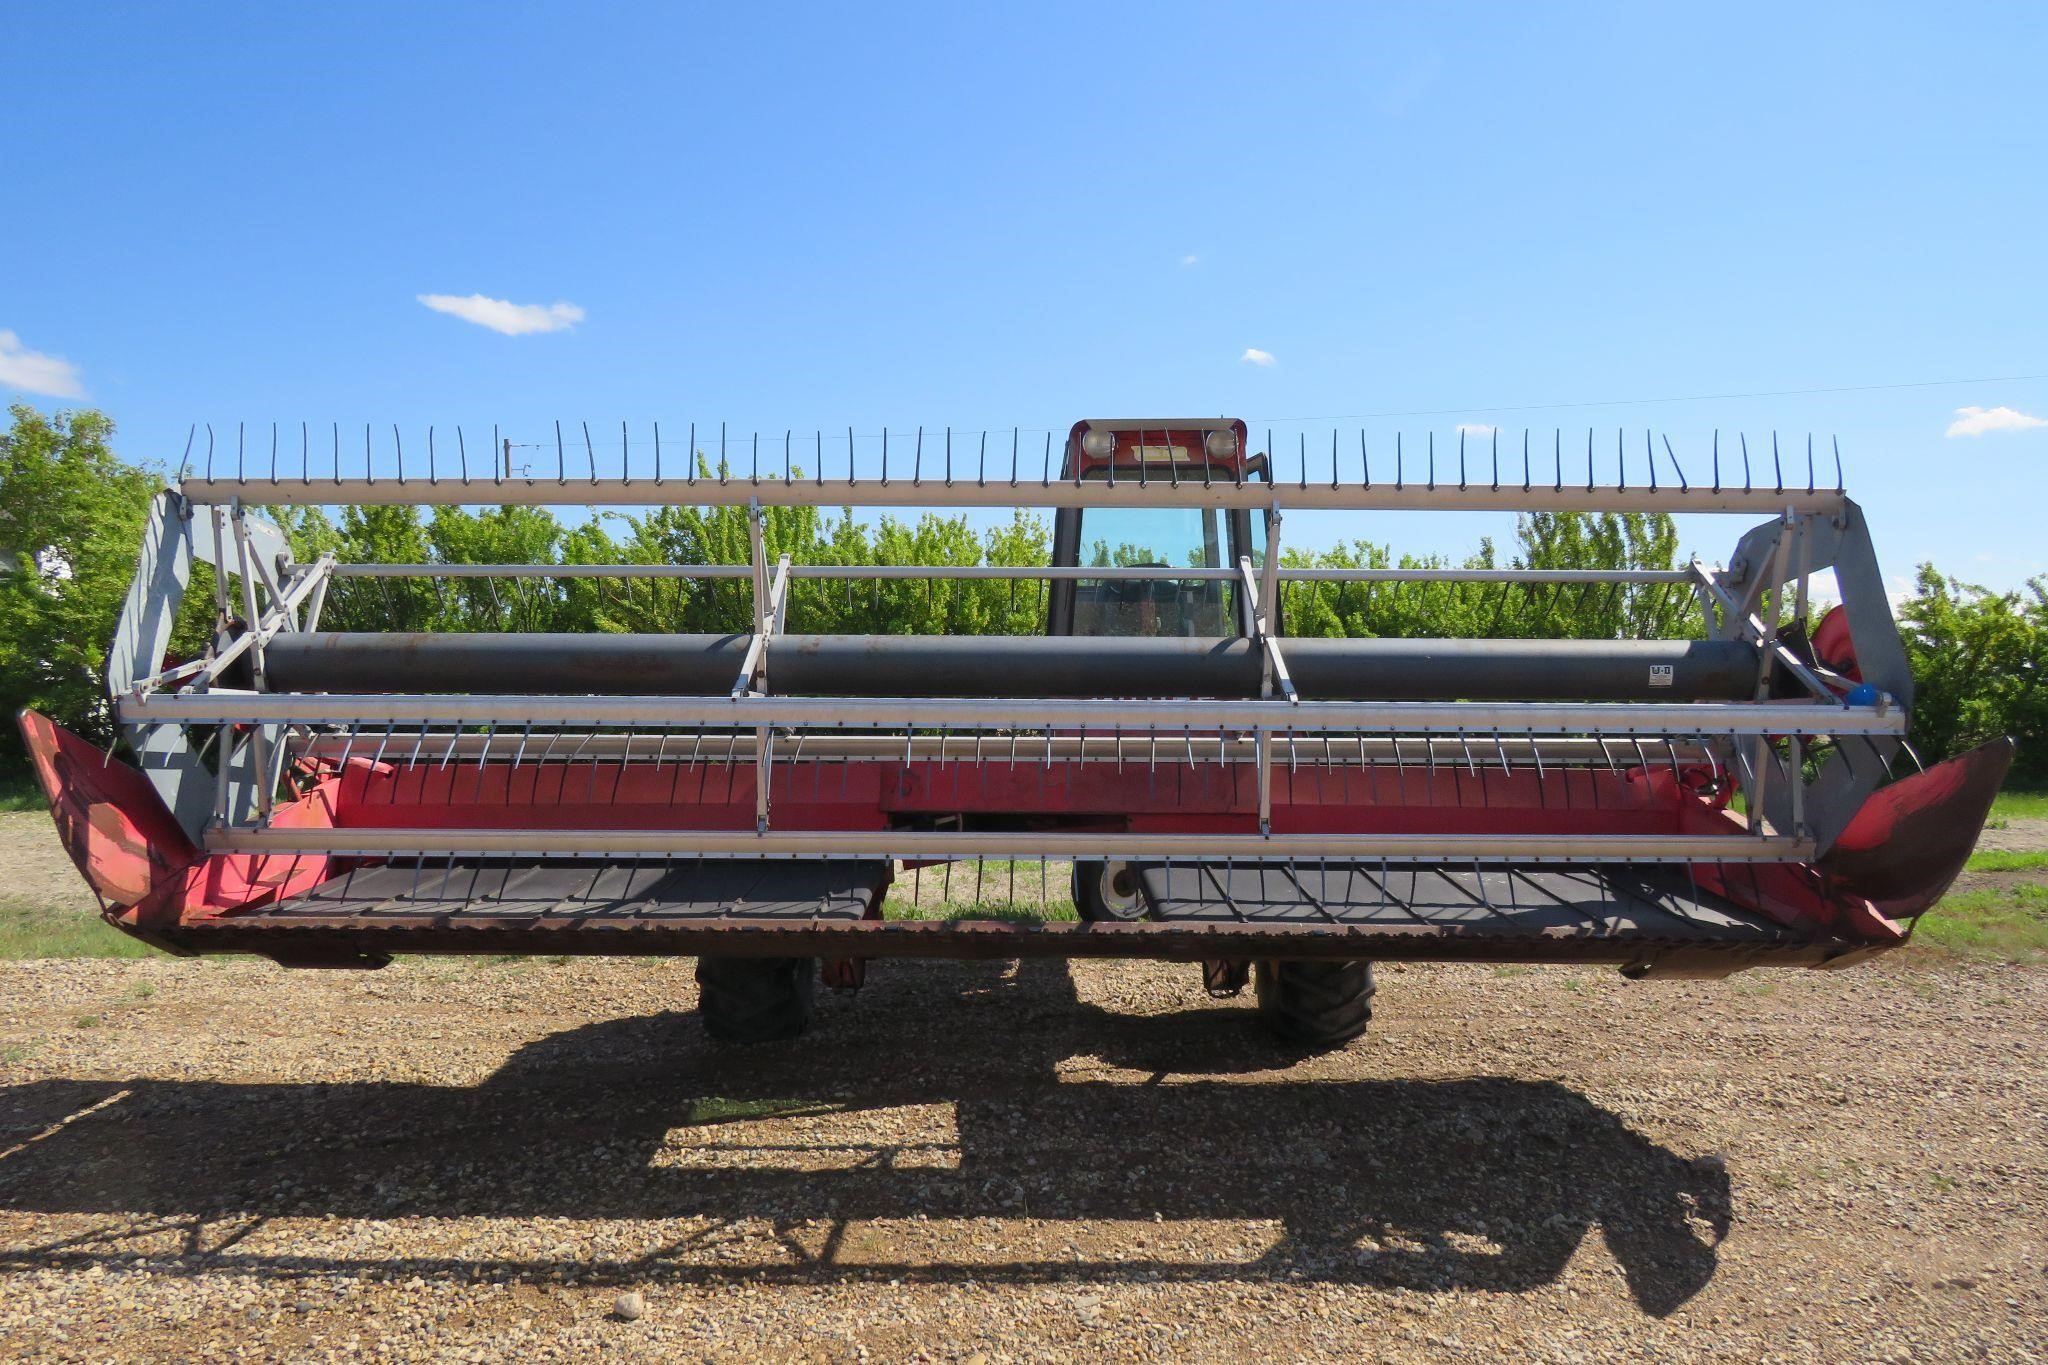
xmin=15 ymin=708 xmax=197 ymax=910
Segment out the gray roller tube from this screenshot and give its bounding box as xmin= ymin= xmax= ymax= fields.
xmin=249 ymin=632 xmax=1765 ymax=701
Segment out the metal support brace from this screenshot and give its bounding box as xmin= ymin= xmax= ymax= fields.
xmin=1686 ymin=560 xmax=1839 ymax=703
xmin=747 ymin=499 xmax=769 ymax=636
xmin=752 ymin=554 xmax=791 ymax=831
xmin=1743 ymin=514 xmax=1795 ymax=834
xmin=229 ymin=503 xmax=275 ymax=818
xmin=1237 ymin=558 xmax=1298 ymax=705
xmin=735 ymin=502 xmax=790 ymax=831
xmin=300 ymin=559 xmax=333 ymax=631
xmin=143 ymin=554 xmax=332 ymax=696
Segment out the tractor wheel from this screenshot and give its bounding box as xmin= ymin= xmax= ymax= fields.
xmin=695 ymin=956 xmax=816 ymax=1043
xmin=1254 ymin=959 xmax=1375 ymax=1047
xmin=1071 ymin=860 xmax=1150 ymax=922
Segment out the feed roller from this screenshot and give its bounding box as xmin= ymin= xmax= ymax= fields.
xmin=244 ymin=632 xmax=1772 ymax=702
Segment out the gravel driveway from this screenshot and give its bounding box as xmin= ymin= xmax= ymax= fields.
xmin=1 ymin=945 xmax=2042 ymax=1361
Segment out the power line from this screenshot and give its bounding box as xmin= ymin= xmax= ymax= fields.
xmin=1253 ymin=371 xmax=2048 ymax=424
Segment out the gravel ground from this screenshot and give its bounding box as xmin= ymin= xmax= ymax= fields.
xmin=1 ymin=945 xmax=2043 ymax=1362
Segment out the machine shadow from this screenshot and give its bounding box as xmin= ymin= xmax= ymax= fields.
xmin=0 ymin=959 xmax=1728 ymax=1316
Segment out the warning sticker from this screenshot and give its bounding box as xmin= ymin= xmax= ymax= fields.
xmin=1648 ymin=664 xmax=1675 ymax=688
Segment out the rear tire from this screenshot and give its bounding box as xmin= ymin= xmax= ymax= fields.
xmin=1071 ymin=860 xmax=1150 ymax=922
xmin=1254 ymin=959 xmax=1375 ymax=1047
xmin=695 ymin=956 xmax=815 ymax=1043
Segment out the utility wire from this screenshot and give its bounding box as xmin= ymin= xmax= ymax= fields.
xmin=1255 ymin=372 xmax=2048 ymax=424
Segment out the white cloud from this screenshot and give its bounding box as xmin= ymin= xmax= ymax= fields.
xmin=1946 ymin=404 xmax=2047 ymax=437
xmin=1239 ymin=347 xmax=1277 ymax=367
xmin=1179 ymin=253 xmax=1200 ymax=267
xmin=416 ymin=293 xmax=585 ymax=336
xmin=0 ymin=330 xmax=85 ymax=398
xmin=1455 ymin=422 xmax=1497 ymax=437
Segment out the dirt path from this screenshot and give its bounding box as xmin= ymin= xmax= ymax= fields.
xmin=0 ymin=812 xmax=96 ymax=916
xmin=1 ymin=949 xmax=2043 ymax=1362
xmin=1976 ymin=815 xmax=2048 ymax=854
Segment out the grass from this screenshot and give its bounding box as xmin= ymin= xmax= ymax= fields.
xmin=0 ymin=772 xmax=45 ymax=814
xmin=1915 ymin=848 xmax=2048 ymax=962
xmin=1917 ymin=882 xmax=2048 ymax=962
xmin=1987 ymin=785 xmax=2048 ymax=824
xmin=1965 ymin=851 xmax=2048 ymax=874
xmin=884 ymin=858 xmax=1078 ymax=923
xmin=883 ymin=901 xmax=1077 ymax=924
xmin=0 ymin=900 xmax=155 ymax=960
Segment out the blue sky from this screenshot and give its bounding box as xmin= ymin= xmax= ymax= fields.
xmin=4 ymin=2 xmax=2044 ymax=589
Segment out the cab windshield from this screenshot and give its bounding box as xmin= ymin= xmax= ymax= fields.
xmin=1071 ymin=502 xmax=1232 ymax=637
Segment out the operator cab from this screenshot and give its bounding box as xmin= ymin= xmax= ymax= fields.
xmin=1046 ymin=419 xmax=1272 ymax=924
xmin=1046 ymin=419 xmax=1269 ymax=640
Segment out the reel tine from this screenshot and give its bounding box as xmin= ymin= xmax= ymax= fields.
xmin=1806 ymin=433 xmax=1815 ymax=493
xmin=1360 ymin=429 xmax=1370 ymax=488
xmin=269 ymin=421 xmax=279 ymax=481
xmin=1741 ymin=432 xmax=1752 ymax=491
xmin=1833 ymin=436 xmax=1845 ymax=492
xmin=370 ymin=723 xmax=396 ymax=771
xmin=1772 ymin=431 xmax=1783 ymax=494
xmin=237 ymin=421 xmax=245 ymax=481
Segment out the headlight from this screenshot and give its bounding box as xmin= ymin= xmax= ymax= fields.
xmin=1080 ymin=430 xmax=1117 ymax=460
xmin=1204 ymin=429 xmax=1239 ymax=461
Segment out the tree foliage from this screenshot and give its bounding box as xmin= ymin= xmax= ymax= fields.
xmin=1896 ymin=566 xmax=2047 ymax=781
xmin=0 ymin=406 xmax=212 ymax=758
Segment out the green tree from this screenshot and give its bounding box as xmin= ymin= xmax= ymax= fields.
xmin=0 ymin=407 xmax=185 ymax=764
xmin=1511 ymin=512 xmax=1699 ymax=639
xmin=1896 ymin=566 xmax=2046 ymax=780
